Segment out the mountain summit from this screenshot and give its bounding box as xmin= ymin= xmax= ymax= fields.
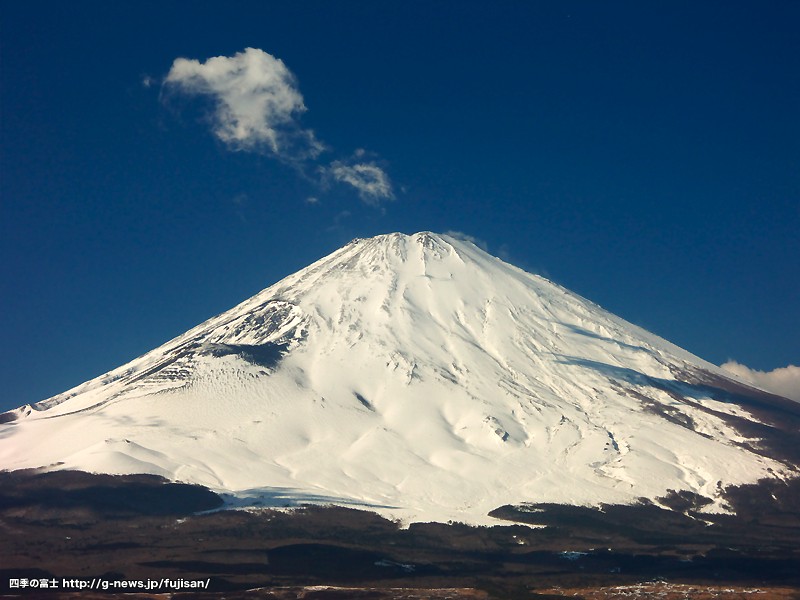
xmin=1 ymin=232 xmax=797 ymax=524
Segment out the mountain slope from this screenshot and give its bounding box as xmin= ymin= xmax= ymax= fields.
xmin=1 ymin=232 xmax=797 ymax=524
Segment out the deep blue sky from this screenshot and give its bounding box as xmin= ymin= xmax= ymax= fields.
xmin=1 ymin=1 xmax=798 ymax=412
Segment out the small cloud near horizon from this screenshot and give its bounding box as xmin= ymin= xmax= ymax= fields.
xmin=721 ymin=361 xmax=800 ymax=402
xmin=162 ymin=47 xmax=394 ymax=206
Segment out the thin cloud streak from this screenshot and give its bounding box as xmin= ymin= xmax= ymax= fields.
xmin=444 ymin=231 xmax=489 ymax=251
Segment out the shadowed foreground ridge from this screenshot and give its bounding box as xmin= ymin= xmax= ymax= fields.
xmin=0 ymin=470 xmax=798 ymax=597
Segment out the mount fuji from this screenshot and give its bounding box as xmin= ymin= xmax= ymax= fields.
xmin=1 ymin=232 xmax=797 ymax=525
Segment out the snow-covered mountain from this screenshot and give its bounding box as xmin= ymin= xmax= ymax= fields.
xmin=1 ymin=232 xmax=796 ymax=525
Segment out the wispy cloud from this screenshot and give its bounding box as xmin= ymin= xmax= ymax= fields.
xmin=328 ymin=160 xmax=394 ymax=205
xmin=443 ymin=231 xmax=488 ymax=251
xmin=326 ymin=210 xmax=352 ymax=232
xmin=721 ymin=361 xmax=800 ymax=402
xmin=163 ymin=47 xmax=394 ymax=204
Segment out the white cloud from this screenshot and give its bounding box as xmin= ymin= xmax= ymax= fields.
xmin=721 ymin=361 xmax=800 ymax=402
xmin=329 ymin=161 xmax=394 ymax=205
xmin=163 ymin=47 xmax=396 ymax=205
xmin=164 ymin=47 xmax=324 ymax=160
